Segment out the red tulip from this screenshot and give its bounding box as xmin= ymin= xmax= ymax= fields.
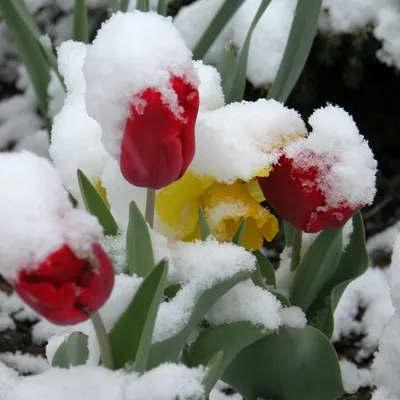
xmin=120 ymin=76 xmax=200 ymax=190
xmin=14 ymin=244 xmax=114 ymax=325
xmin=257 ymin=154 xmax=360 ymax=233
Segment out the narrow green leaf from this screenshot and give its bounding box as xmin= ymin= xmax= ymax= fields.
xmin=77 ymin=170 xmax=118 ymax=236
xmin=188 ymin=322 xmax=266 ymax=392
xmin=222 ymin=326 xmax=345 ymax=400
xmin=216 ymin=41 xmax=239 ymax=99
xmin=202 ymin=351 xmax=224 ymax=396
xmin=306 ymin=212 xmax=369 ymax=337
xmin=226 ymin=0 xmax=272 ymax=104
xmin=0 ymin=1 xmax=50 ymax=124
xmin=283 ymin=220 xmax=294 ymax=247
xmin=109 ymin=259 xmax=168 ymax=371
xmin=120 ymin=0 xmax=129 ymax=12
xmin=164 ymin=283 xmax=181 ymax=300
xmin=52 ymin=332 xmax=89 ymax=368
xmin=136 ymin=0 xmax=149 ymax=12
xmin=192 ymin=0 xmax=243 ymax=60
xmin=126 ymin=201 xmax=155 ymax=277
xmin=252 ymin=250 xmax=275 ymax=287
xmin=73 ymin=0 xmax=89 ymax=43
xmin=267 ymin=0 xmax=323 ymax=103
xmin=198 ymin=205 xmax=212 ymax=240
xmin=147 ymin=270 xmax=252 ymax=368
xmin=109 ymin=0 xmax=119 ymax=14
xmin=232 ymin=220 xmax=247 ymax=246
xmin=289 ymin=227 xmax=343 ymax=312
xmin=157 ymin=0 xmax=167 ymax=16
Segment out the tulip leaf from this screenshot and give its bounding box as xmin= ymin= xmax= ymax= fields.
xmin=192 ymin=0 xmax=243 ymax=60
xmin=52 ymin=332 xmax=89 ymax=368
xmin=222 ymin=326 xmax=345 ymax=400
xmin=188 ymin=322 xmax=266 ymax=392
xmin=252 ymin=249 xmax=276 ymax=287
xmin=201 ymin=351 xmax=224 ymax=397
xmin=217 ymin=41 xmax=239 ymax=100
xmin=232 ymin=219 xmax=247 ymax=246
xmin=119 ymin=0 xmax=129 ymax=12
xmin=306 ymin=212 xmax=369 ymax=338
xmin=136 ymin=0 xmax=149 ymax=12
xmin=77 ymin=170 xmax=119 ymax=236
xmin=267 ymin=0 xmax=323 ymax=103
xmin=147 ymin=270 xmax=252 ymax=368
xmin=226 ymin=0 xmax=272 ymax=104
xmin=283 ymin=220 xmax=294 ymax=247
xmin=73 ymin=0 xmax=89 ymax=43
xmin=126 ymin=201 xmax=155 ymax=277
xmin=157 ymin=0 xmax=167 ymax=16
xmin=198 ymin=205 xmax=212 ymax=240
xmin=289 ymin=227 xmax=343 ymax=312
xmin=0 ymin=1 xmax=50 ymax=127
xmin=109 ymin=259 xmax=168 ymax=371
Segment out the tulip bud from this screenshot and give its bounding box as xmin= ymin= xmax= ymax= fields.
xmin=83 ymin=12 xmax=200 ymax=189
xmin=0 ymin=152 xmax=114 ymax=325
xmin=257 ymin=106 xmax=377 ymax=233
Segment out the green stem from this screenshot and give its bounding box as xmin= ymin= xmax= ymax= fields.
xmin=290 ymin=228 xmax=303 ymax=271
xmin=145 ymin=188 xmax=156 ymax=228
xmin=90 ymin=311 xmax=114 ymax=369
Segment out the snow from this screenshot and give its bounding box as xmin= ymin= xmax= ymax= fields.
xmin=83 ymin=11 xmax=198 ymax=161
xmin=0 ymin=312 xmax=15 ymax=332
xmin=153 ymin=238 xmax=257 ymax=342
xmin=285 ymin=105 xmax=377 ymax=209
xmin=6 ymin=363 xmax=205 ymax=400
xmin=0 ymin=361 xmax=20 ymax=400
xmin=206 ymin=280 xmax=282 ymax=331
xmin=0 ymin=151 xmax=103 ymax=281
xmin=340 ymin=360 xmax=361 ymax=394
xmin=194 ymin=60 xmax=225 ymax=112
xmin=278 ymin=306 xmax=307 ymax=328
xmin=0 ymin=352 xmax=50 ymax=375
xmin=49 ymin=40 xmax=109 ymax=203
xmin=191 ymin=99 xmax=307 ymax=183
xmin=275 ymin=247 xmax=294 ymax=296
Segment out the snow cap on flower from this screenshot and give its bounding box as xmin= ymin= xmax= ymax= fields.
xmin=190 ymin=98 xmax=307 ymax=183
xmin=83 ymin=11 xmax=199 ymax=163
xmin=50 ymin=40 xmax=109 ymax=202
xmin=257 ymin=105 xmax=377 ymax=232
xmin=0 ymin=152 xmax=114 ymax=325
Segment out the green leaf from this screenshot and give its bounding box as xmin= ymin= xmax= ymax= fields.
xmin=73 ymin=0 xmax=89 ymax=43
xmin=164 ymin=283 xmax=181 ymax=300
xmin=77 ymin=170 xmax=118 ymax=236
xmin=201 ymin=351 xmax=224 ymax=396
xmin=232 ymin=219 xmax=246 ymax=246
xmin=198 ymin=205 xmax=212 ymax=240
xmin=192 ymin=0 xmax=243 ymax=60
xmin=136 ymin=0 xmax=149 ymax=11
xmin=52 ymin=332 xmax=89 ymax=368
xmin=109 ymin=0 xmax=119 ymax=13
xmin=222 ymin=326 xmax=345 ymax=400
xmin=120 ymin=0 xmax=129 ymax=12
xmin=147 ymin=270 xmax=252 ymax=368
xmin=109 ymin=259 xmax=168 ymax=371
xmin=126 ymin=201 xmax=155 ymax=277
xmin=306 ymin=212 xmax=369 ymax=337
xmin=252 ymin=249 xmax=276 ymax=287
xmin=0 ymin=1 xmax=50 ymax=124
xmin=289 ymin=227 xmax=343 ymax=312
xmin=283 ymin=220 xmax=294 ymax=247
xmin=267 ymin=0 xmax=323 ymax=103
xmin=157 ymin=0 xmax=167 ymax=16
xmin=216 ymin=41 xmax=239 ymax=99
xmin=188 ymin=322 xmax=266 ymax=392
xmin=226 ymin=0 xmax=272 ymax=104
